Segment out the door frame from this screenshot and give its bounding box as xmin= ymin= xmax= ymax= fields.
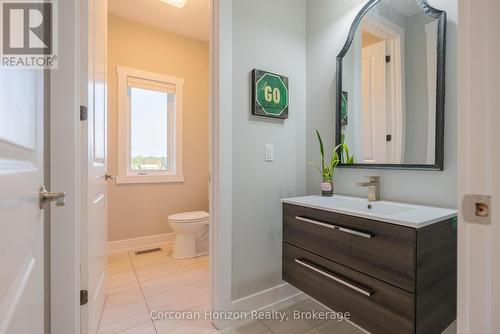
xmin=50 ymin=0 xmax=82 ymax=332
xmin=50 ymin=0 xmax=232 ymax=332
xmin=209 ymin=0 xmax=233 ymax=326
xmin=458 ymin=0 xmax=500 ymax=332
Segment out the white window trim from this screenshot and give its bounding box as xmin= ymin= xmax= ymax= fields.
xmin=116 ymin=66 xmax=184 ymax=184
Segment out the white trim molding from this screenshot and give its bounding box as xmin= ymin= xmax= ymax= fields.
xmin=231 ymin=283 xmax=302 ymax=312
xmin=458 ymin=0 xmax=500 ymax=332
xmin=116 ymin=66 xmax=185 ymax=184
xmin=212 ymin=284 xmax=304 ymax=329
xmin=51 ymin=0 xmax=81 ymax=332
xmin=107 ymin=233 xmax=175 ymax=254
xmin=209 ymin=0 xmax=233 ymax=328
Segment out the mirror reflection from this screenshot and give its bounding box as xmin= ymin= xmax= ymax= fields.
xmin=340 ymin=0 xmax=442 ymax=166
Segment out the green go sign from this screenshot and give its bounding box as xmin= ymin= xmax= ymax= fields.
xmin=252 ymin=69 xmax=289 ymax=119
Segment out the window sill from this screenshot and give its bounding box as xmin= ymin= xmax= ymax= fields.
xmin=115 ymin=174 xmax=184 ymax=184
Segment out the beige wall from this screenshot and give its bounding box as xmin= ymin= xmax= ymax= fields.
xmin=107 ymin=15 xmax=209 ymax=241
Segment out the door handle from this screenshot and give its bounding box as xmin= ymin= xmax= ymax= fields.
xmin=295 ymin=259 xmax=374 ymax=297
xmin=105 ymin=173 xmax=115 ymax=181
xmin=295 ymin=216 xmax=373 ymax=239
xmin=39 ymin=185 xmax=66 ymax=209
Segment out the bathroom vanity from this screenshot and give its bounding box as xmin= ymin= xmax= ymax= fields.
xmin=281 ymin=195 xmax=457 ymax=334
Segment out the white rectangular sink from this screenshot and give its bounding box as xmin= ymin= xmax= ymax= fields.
xmin=281 ymin=195 xmax=457 ymax=228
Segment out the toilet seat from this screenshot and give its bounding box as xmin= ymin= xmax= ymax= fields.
xmin=168 ymin=211 xmax=209 ymax=223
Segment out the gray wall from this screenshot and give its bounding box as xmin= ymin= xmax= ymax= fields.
xmin=306 ymin=0 xmax=458 ymax=208
xmin=231 ymin=0 xmax=307 ymax=300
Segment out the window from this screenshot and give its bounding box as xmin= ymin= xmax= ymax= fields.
xmin=129 ymin=83 xmax=170 ymax=172
xmin=116 ymin=67 xmax=184 ymax=183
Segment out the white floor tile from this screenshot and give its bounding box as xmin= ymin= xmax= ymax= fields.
xmin=104 ymin=284 xmax=144 ymax=309
xmin=107 ymin=253 xmax=133 ymax=272
xmin=108 ymin=251 xmax=131 ymax=263
xmin=114 ymin=321 xmax=156 ymax=334
xmin=99 ymin=244 xmax=213 ymax=334
xmin=107 ymin=262 xmax=134 ymax=274
xmin=98 ymin=300 xmax=151 ymax=334
xmin=145 ymin=277 xmax=209 ymax=311
xmin=218 ymin=321 xmax=273 ymax=334
xmin=107 ymin=269 xmax=138 ymax=290
xmin=140 ymin=268 xmax=208 ymax=297
xmin=134 ymin=258 xmax=202 ymax=282
xmin=155 ymin=319 xmax=217 ymax=334
xmin=196 ymin=255 xmax=210 ymax=271
xmin=261 ymin=298 xmax=329 ymax=334
xmin=303 ymin=320 xmax=360 ymax=334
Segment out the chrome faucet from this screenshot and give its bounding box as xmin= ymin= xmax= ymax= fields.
xmin=356 ymin=176 xmax=381 ymax=202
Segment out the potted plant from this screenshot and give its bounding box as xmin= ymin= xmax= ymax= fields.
xmin=311 ymin=130 xmax=353 ymax=197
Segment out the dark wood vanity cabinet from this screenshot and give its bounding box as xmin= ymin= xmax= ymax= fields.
xmin=282 ymin=203 xmax=457 ymax=334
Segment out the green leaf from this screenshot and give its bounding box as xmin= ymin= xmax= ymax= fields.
xmin=315 ymin=129 xmax=326 ymax=172
xmin=315 ymin=130 xmax=325 ymax=158
xmin=329 ymin=150 xmax=336 ymax=167
xmin=309 ymin=131 xmax=355 ymax=180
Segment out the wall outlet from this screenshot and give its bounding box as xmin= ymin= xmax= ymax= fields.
xmin=265 ymin=144 xmax=274 ymax=162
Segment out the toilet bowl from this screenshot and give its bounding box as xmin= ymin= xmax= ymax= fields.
xmin=168 ymin=211 xmax=209 ymax=259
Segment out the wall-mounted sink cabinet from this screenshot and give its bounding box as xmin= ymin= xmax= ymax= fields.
xmin=281 ymin=195 xmax=457 ymax=334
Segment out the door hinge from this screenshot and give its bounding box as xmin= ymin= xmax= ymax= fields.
xmin=386 ymin=134 xmax=392 ymax=142
xmin=386 ymin=55 xmax=391 ymax=63
xmin=80 ymin=290 xmax=88 ymax=306
xmin=80 ymin=105 xmax=88 ymax=121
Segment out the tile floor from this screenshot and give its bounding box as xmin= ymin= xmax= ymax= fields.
xmin=98 ymin=243 xmax=457 ymax=334
xmin=99 ymin=243 xmax=212 ymax=334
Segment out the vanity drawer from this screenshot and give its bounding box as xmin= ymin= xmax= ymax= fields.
xmin=283 ymin=242 xmax=414 ymax=334
xmin=283 ymin=203 xmax=416 ymax=292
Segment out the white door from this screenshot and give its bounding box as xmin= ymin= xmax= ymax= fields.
xmin=361 ymin=40 xmax=387 ymax=163
xmin=0 ymin=70 xmax=46 ymax=332
xmin=81 ymin=0 xmax=108 ymax=333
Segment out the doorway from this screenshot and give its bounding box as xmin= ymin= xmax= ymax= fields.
xmin=358 ymin=14 xmax=406 ymax=164
xmin=81 ymin=0 xmax=213 ymax=333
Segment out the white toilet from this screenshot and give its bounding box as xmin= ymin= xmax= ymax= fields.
xmin=168 ymin=211 xmax=209 ymax=259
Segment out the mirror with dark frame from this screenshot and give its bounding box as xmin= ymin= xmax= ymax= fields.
xmin=336 ymin=0 xmax=446 ymax=170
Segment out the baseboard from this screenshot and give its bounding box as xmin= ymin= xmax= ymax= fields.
xmin=210 ymin=283 xmax=303 ymax=330
xmin=107 ymin=233 xmax=175 ymax=254
xmin=231 ymin=282 xmax=303 ymax=312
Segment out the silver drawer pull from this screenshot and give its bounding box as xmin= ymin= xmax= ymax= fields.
xmin=295 ymin=216 xmax=373 ymax=239
xmin=295 ymin=259 xmax=373 ymax=297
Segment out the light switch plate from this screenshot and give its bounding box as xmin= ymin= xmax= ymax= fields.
xmin=462 ymin=194 xmax=491 ymax=225
xmin=265 ymin=144 xmax=274 ymax=162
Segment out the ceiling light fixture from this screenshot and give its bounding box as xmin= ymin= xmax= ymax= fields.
xmin=160 ymin=0 xmax=188 ymax=8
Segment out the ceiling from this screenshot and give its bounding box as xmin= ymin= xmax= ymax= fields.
xmin=383 ymin=0 xmax=422 ymax=17
xmin=108 ymin=0 xmax=210 ymax=42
